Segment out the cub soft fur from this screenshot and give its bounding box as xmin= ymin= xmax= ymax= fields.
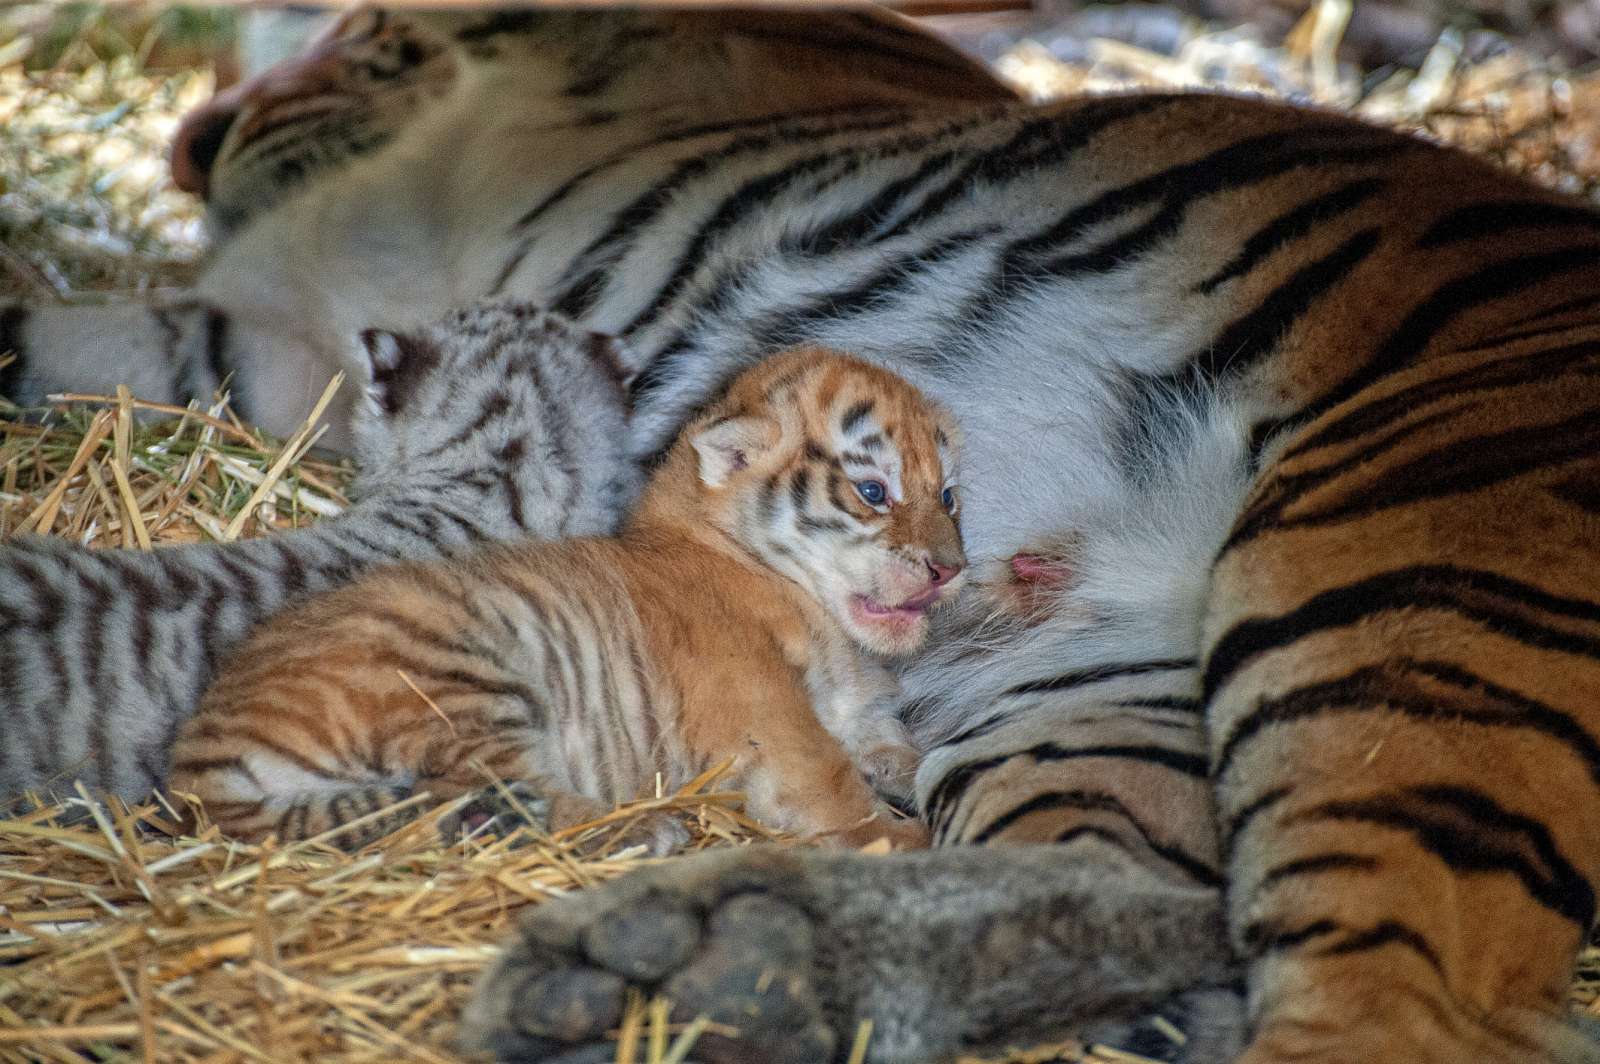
xmin=170 ymin=348 xmax=963 ymax=851
xmin=0 ymin=300 xmax=635 ymax=805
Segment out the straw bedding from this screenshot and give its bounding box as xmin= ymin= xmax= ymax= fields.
xmin=3 ymin=9 xmax=1600 ymax=1062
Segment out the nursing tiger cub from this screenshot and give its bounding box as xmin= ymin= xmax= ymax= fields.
xmin=7 ymin=8 xmax=1600 ymax=1063
xmin=170 ymin=349 xmax=961 ymax=852
xmin=0 ymin=300 xmax=635 ymax=805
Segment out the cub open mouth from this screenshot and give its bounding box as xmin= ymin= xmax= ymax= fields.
xmin=853 ymin=589 xmax=939 ymax=618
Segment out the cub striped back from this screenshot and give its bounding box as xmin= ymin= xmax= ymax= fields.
xmin=0 ymin=301 xmax=634 ymax=804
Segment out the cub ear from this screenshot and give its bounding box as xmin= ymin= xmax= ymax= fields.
xmin=359 ymin=327 xmax=441 ymax=415
xmin=582 ymin=330 xmax=637 ymax=415
xmin=691 ymin=415 xmax=779 ymax=487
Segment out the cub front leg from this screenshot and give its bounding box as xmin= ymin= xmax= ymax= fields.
xmin=462 ymin=846 xmax=1242 ymax=1064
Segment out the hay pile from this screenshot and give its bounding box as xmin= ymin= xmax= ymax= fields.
xmin=4 ymin=9 xmax=1600 ymax=1063
xmin=0 ymin=777 xmax=798 ymax=1064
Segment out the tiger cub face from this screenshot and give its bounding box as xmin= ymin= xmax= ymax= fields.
xmin=684 ymin=347 xmax=965 ymax=657
xmin=349 ymin=300 xmax=639 ymax=536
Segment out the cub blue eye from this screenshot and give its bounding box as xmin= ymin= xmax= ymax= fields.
xmin=855 ymin=480 xmax=888 ymax=506
xmin=942 ymin=486 xmax=956 ymax=511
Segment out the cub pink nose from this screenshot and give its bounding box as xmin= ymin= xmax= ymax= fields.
xmin=926 ymin=560 xmax=962 ymax=586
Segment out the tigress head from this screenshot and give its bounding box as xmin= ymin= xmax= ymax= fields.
xmin=173 ymin=6 xmax=1012 ymax=235
xmin=649 ymin=346 xmax=965 ymax=658
xmin=350 ymin=299 xmax=640 ymax=539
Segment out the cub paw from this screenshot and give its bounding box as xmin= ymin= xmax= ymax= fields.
xmin=828 ymin=807 xmax=929 ymax=851
xmin=439 ymin=780 xmax=553 ymax=844
xmin=441 ymin=784 xmax=690 ymax=857
xmin=562 ymin=805 xmax=692 ymax=858
xmin=461 ymin=850 xmax=834 ymax=1064
xmin=857 ymin=742 xmax=922 ymax=806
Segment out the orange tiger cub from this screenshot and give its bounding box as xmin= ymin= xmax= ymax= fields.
xmin=170 ymin=346 xmax=964 ymax=852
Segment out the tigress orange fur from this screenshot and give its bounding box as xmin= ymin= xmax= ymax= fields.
xmin=169 ymin=346 xmax=963 ymax=852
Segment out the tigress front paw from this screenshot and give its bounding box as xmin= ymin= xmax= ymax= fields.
xmin=461 ymin=849 xmax=835 ymax=1063
xmin=463 ymin=845 xmax=1239 ymax=1064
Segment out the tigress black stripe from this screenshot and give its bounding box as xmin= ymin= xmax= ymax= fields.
xmin=1185 ymin=228 xmax=1382 ymax=383
xmin=620 ymin=129 xmax=955 ymax=336
xmin=1213 ymin=658 xmax=1600 ymax=784
xmin=1257 ymin=852 xmax=1382 ymax=890
xmin=1109 ymin=695 xmax=1202 ymax=713
xmin=0 ymin=305 xmax=28 ymax=401
xmin=1009 ymin=126 xmax=1397 ymax=262
xmin=1054 ymin=824 xmax=1136 ymax=852
xmin=508 ymin=105 xmax=890 ymax=235
xmin=1454 ymin=318 xmax=1600 ymax=355
xmin=744 ymin=226 xmax=996 ymax=354
xmin=1232 ymin=406 xmax=1600 ymax=548
xmin=633 ymin=226 xmax=989 ymax=402
xmin=1047 ymin=159 xmax=1379 ymax=289
xmin=1318 ymin=921 xmax=1444 ymax=973
xmin=1415 ymin=200 xmax=1600 ymax=248
xmin=877 ymin=94 xmax=1179 ymax=242
xmin=1223 ymin=786 xmax=1292 ymax=854
xmin=1279 ymin=339 xmax=1600 ymax=461
xmin=1551 ymin=471 xmax=1600 ymax=515
xmin=1228 ymin=405 xmax=1469 ymax=548
xmin=970 ymin=788 xmax=1222 ymax=885
xmin=551 ymin=111 xmax=913 ymax=319
xmin=1302 ymin=245 xmax=1600 ymax=423
xmin=1205 ymin=565 xmax=1600 ymax=702
xmin=1005 ymin=657 xmax=1196 ymax=696
xmin=797 ymin=149 xmax=962 ymax=253
xmin=928 ymin=741 xmax=1208 ymax=837
xmin=1241 ymin=917 xmax=1340 ymax=956
xmin=203 ymin=308 xmax=233 ymax=410
xmin=1196 ymin=178 xmax=1385 ymax=295
xmin=1290 ymin=784 xmax=1595 ymax=927
xmin=1501 ymin=290 xmax=1600 ymax=331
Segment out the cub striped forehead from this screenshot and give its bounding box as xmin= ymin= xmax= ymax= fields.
xmin=736 ymin=346 xmax=959 ymax=487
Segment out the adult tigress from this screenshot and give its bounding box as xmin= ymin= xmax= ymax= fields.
xmin=5 ymin=8 xmax=1600 ymax=1063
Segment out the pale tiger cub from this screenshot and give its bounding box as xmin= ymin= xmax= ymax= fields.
xmin=171 ymin=349 xmax=964 ymax=852
xmin=0 ymin=300 xmax=635 ymax=806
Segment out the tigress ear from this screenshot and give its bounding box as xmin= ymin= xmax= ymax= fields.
xmin=360 ymin=328 xmax=440 ymax=415
xmin=691 ymin=415 xmax=779 ymax=487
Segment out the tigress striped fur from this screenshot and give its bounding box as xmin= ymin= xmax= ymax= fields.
xmin=0 ymin=301 xmax=636 ymax=805
xmin=170 ymin=348 xmax=960 ymax=853
xmin=5 ymin=9 xmax=1600 ymax=1062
